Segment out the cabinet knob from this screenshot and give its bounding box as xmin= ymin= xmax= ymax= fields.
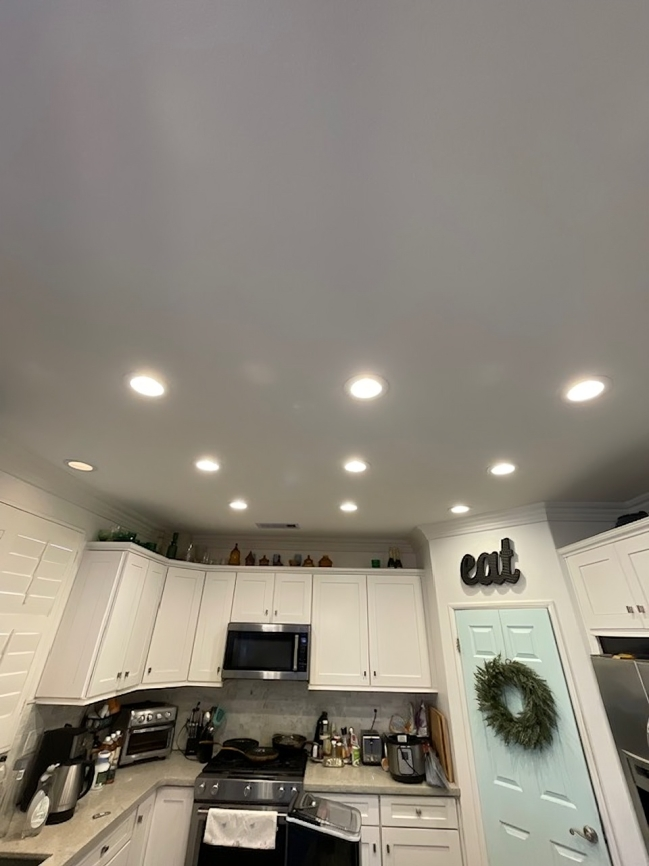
xmin=363 ymin=671 xmax=367 ymax=678
xmin=137 ymin=815 xmax=143 ymax=825
xmin=639 ymin=606 xmax=646 ymax=614
xmin=372 ymin=843 xmax=377 ymax=853
xmin=386 ymin=844 xmax=390 ymax=854
xmin=373 ymin=671 xmax=377 ymax=677
xmin=125 ymin=671 xmax=130 ymax=678
xmin=275 ymin=610 xmax=278 ymax=616
xmin=147 ymin=667 xmax=152 ymax=675
xmin=265 ymin=609 xmax=269 ymax=615
xmin=100 ymin=846 xmax=109 ymax=857
xmin=415 ymin=808 xmax=422 ymax=816
xmin=116 ymin=672 xmax=122 ymax=680
xmin=627 ymin=606 xmax=634 ymax=613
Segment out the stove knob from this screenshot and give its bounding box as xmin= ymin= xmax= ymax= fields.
xmin=278 ymin=786 xmax=285 ymax=795
xmin=244 ymin=785 xmax=252 ymax=798
xmin=210 ymin=783 xmax=219 ymax=796
xmin=155 ymin=713 xmax=162 ymax=720
xmin=291 ymin=787 xmax=298 ymax=796
xmin=137 ymin=714 xmax=146 ymax=723
xmin=146 ymin=713 xmax=153 ymax=722
xmin=197 ymin=782 xmax=206 ymax=794
xmin=165 ymin=711 xmax=171 ymax=719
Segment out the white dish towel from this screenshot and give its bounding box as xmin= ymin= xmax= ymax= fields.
xmin=203 ymin=808 xmax=278 ymax=849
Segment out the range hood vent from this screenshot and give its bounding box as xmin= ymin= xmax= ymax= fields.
xmin=255 ymin=522 xmax=300 ymax=530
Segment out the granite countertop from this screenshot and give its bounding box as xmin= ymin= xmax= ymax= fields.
xmin=0 ymin=753 xmax=200 ymax=866
xmin=304 ymin=762 xmax=460 ymax=797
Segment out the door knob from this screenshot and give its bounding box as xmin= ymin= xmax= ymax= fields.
xmin=569 ymin=825 xmax=598 ymax=843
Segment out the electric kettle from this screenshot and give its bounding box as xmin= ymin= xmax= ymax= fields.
xmin=47 ymin=757 xmax=94 ymax=824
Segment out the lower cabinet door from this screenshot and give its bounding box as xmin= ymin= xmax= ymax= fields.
xmin=127 ymin=793 xmax=155 ymax=866
xmin=105 ymin=840 xmax=131 ymax=866
xmin=361 ymin=825 xmax=382 ymax=866
xmin=382 ymin=827 xmax=462 ymax=866
xmin=143 ymin=787 xmax=193 ymax=866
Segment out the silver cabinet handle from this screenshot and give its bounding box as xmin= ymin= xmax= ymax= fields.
xmin=116 ymin=672 xmax=122 ymax=680
xmin=415 ymin=808 xmax=422 ymax=816
xmin=265 ymin=609 xmax=269 ymax=615
xmin=363 ymin=671 xmax=367 ymax=678
xmin=386 ymin=844 xmax=391 ymax=854
xmin=100 ymin=846 xmax=109 ymax=857
xmin=217 ymin=666 xmax=221 ymax=674
xmin=372 ymin=843 xmax=376 ymax=853
xmin=125 ymin=671 xmax=130 ymax=678
xmin=639 ymin=605 xmax=646 ymax=614
xmin=569 ymin=826 xmax=598 ymax=844
xmin=627 ymin=606 xmax=634 ymax=613
xmin=147 ymin=667 xmax=152 ymax=675
xmin=275 ymin=610 xmax=278 ymax=616
xmin=137 ymin=815 xmax=143 ymax=825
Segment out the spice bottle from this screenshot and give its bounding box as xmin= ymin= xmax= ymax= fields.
xmin=321 ymin=719 xmax=332 ymax=756
xmin=92 ymin=751 xmax=111 ymax=790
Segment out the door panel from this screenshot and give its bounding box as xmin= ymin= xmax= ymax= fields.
xmin=361 ymin=825 xmax=382 ymax=866
xmin=272 ymin=573 xmax=311 ymax=623
xmin=310 ymin=574 xmax=369 ymax=688
xmin=121 ymin=560 xmax=166 ymax=689
xmin=189 ymin=572 xmax=236 ymax=683
xmin=456 ymin=607 xmax=611 ymax=866
xmin=231 ymin=573 xmax=274 ymax=622
xmin=382 ymin=827 xmax=462 ymax=865
xmin=566 ymin=546 xmax=641 ymax=629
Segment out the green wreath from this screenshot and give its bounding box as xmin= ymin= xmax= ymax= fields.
xmin=474 ymin=655 xmax=558 ymax=751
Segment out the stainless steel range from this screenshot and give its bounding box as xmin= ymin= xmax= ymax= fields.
xmin=185 ymin=748 xmax=307 ymax=866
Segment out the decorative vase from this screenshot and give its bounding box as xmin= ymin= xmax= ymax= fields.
xmin=318 ymin=555 xmax=333 ymax=567
xmin=245 ymin=551 xmax=256 ymax=566
xmin=228 ymin=543 xmax=241 ymax=566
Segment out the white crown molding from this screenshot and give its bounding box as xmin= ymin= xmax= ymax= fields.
xmin=416 ymin=503 xmax=550 ymax=541
xmin=543 ymin=502 xmax=623 ymax=523
xmin=0 ymin=435 xmax=163 ymax=537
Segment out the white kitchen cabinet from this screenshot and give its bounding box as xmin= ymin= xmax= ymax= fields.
xmin=310 ymin=574 xmax=370 ymax=688
xmin=380 ymin=796 xmax=458 ymax=830
xmin=38 ymin=550 xmax=166 ymax=702
xmin=564 ymin=544 xmax=645 ymax=631
xmin=230 ymin=571 xmax=312 ymax=624
xmin=188 ymin=572 xmax=236 ymax=684
xmin=144 ymin=568 xmax=204 ymax=685
xmin=362 ymin=826 xmax=383 ymax=866
xmin=231 ymin=572 xmax=275 ymax=622
xmin=73 ymin=812 xmax=136 ymax=866
xmin=127 ymin=793 xmax=155 ymax=866
xmin=367 ymin=575 xmax=431 ymax=690
xmin=88 ymin=557 xmax=165 ymax=697
xmin=272 ymin=572 xmax=312 ymax=623
xmin=382 ymin=827 xmax=462 ymax=866
xmin=104 ymin=840 xmax=132 ymax=866
xmin=142 ymin=786 xmax=193 ymax=866
xmin=615 ymin=535 xmax=649 ymax=626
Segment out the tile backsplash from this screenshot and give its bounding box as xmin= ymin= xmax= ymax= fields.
xmin=131 ymin=682 xmax=429 ymax=746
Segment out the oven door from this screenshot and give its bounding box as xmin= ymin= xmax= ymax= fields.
xmin=186 ymin=806 xmax=287 ymax=866
xmin=120 ymin=724 xmax=174 ymax=765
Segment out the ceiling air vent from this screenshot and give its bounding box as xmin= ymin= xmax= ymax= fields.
xmin=255 ymin=522 xmax=301 ymax=530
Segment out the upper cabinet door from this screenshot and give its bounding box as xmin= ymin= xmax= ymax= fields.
xmin=188 ymin=572 xmax=236 ymax=684
xmin=566 ymin=544 xmax=643 ymax=630
xmin=120 ymin=560 xmax=166 ymax=690
xmin=87 ymin=553 xmax=148 ymax=698
xmin=310 ymin=574 xmax=369 ymax=688
xmin=367 ymin=574 xmax=432 ymax=690
xmin=144 ymin=568 xmax=205 ymax=685
xmin=231 ymin=573 xmax=274 ymax=623
xmin=614 ymin=535 xmax=649 ymax=626
xmin=272 ymin=572 xmax=312 ymax=623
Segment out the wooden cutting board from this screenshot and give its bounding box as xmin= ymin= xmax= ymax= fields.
xmin=428 ymin=705 xmax=454 ymax=783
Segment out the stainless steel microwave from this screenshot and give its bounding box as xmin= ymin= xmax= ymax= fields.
xmin=222 ymin=623 xmax=310 ymax=681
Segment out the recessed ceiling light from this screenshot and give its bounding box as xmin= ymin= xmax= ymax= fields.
xmin=345 ymin=374 xmax=387 ymax=400
xmin=229 ymin=499 xmax=248 ymax=510
xmin=65 ymin=460 xmax=95 ymax=472
xmin=344 ymin=459 xmax=368 ymax=473
xmin=129 ymin=374 xmax=165 ymax=397
xmin=195 ymin=458 xmax=220 ymax=472
xmin=489 ymin=462 xmax=516 ymax=476
xmin=450 ymin=504 xmax=470 ymax=514
xmin=340 ymin=501 xmax=358 ymax=512
xmin=563 ymin=377 xmax=609 ymax=403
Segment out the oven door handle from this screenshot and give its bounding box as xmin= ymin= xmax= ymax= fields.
xmin=293 ymin=635 xmax=299 ymax=672
xmin=195 ymin=807 xmax=287 ymax=824
xmin=129 ymin=724 xmax=173 ymax=734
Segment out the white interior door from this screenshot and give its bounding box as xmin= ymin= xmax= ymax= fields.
xmin=456 ymin=607 xmax=612 ymax=866
xmin=367 ymin=574 xmax=431 ymax=689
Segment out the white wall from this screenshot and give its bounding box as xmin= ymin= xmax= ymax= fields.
xmin=417 ymin=504 xmax=648 ymax=866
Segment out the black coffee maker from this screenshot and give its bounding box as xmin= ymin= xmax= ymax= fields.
xmin=18 ymin=724 xmax=93 ymax=812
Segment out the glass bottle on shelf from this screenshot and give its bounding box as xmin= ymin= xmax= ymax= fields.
xmin=166 ymin=532 xmax=179 ymax=559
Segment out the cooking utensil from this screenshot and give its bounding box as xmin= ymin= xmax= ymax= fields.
xmin=272 ymin=733 xmax=307 ymax=757
xmin=222 ymin=737 xmax=259 ymax=752
xmin=218 ymin=745 xmax=279 ymax=763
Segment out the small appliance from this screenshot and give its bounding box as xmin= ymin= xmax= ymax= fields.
xmin=360 ymin=730 xmax=383 ymax=766
xmin=19 ymin=725 xmax=93 ymax=812
xmin=385 ymin=734 xmax=426 ymax=784
xmin=47 ymin=757 xmax=94 ymax=823
xmin=115 ymin=702 xmax=177 ymax=766
xmin=222 ymin=623 xmax=310 ymax=681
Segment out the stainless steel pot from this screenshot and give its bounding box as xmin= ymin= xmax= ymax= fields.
xmin=385 ymin=735 xmax=426 ymax=784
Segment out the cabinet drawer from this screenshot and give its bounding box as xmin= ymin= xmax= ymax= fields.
xmin=380 ymin=796 xmax=457 ymax=829
xmin=312 ymin=792 xmax=380 ymax=825
xmin=73 ymin=811 xmax=136 ymax=866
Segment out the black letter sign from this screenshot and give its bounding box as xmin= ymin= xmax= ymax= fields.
xmin=460 ymin=538 xmax=521 ymax=587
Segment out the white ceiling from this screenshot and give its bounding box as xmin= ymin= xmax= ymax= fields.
xmin=1 ymin=0 xmax=649 ymax=536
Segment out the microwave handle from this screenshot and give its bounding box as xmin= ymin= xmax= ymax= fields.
xmin=293 ymin=635 xmax=299 ymax=672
